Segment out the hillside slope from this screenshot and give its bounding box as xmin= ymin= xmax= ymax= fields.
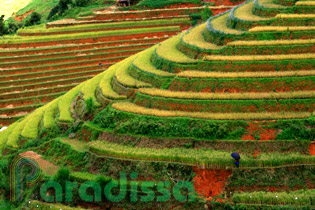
xmin=0 ymin=0 xmax=33 ymax=19
xmin=0 ymin=0 xmax=314 ymax=209
xmin=0 ymin=4 xmax=233 ymax=125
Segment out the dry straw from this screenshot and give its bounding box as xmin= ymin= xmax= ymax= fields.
xmin=204 ymin=53 xmax=315 ymax=61
xmin=249 ymin=26 xmax=315 ymax=32
xmin=228 ymin=39 xmax=315 ymax=46
xmin=138 ymin=88 xmax=315 ymax=100
xmin=295 ymin=1 xmax=315 ymax=6
xmin=112 ymin=102 xmax=312 ymax=120
xmin=177 ymin=70 xmax=315 ymax=78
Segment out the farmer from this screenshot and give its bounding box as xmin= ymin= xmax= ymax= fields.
xmin=231 ymin=152 xmax=240 ymax=168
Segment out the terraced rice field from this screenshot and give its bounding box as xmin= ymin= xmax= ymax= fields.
xmin=0 ymin=0 xmax=314 ymax=209
xmin=0 ymin=9 xmax=194 ymax=126
xmin=0 ymin=4 xmax=235 ymax=126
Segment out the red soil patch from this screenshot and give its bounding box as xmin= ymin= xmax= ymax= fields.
xmin=309 ymin=142 xmax=315 ymax=156
xmin=193 ymin=167 xmax=232 ymax=198
xmin=241 ymin=122 xmax=278 ymax=140
xmin=19 ymin=151 xmax=59 ymax=176
xmin=15 ymin=10 xmax=34 ymax=21
xmin=253 ymin=149 xmax=259 ymax=159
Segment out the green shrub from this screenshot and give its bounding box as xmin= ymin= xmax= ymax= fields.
xmin=189 ymin=7 xmax=213 ymax=26
xmin=48 ymin=0 xmax=74 ymax=20
xmin=189 ymin=13 xmax=201 ymax=26
xmin=75 ymin=0 xmax=89 ymax=7
xmin=85 ymin=97 xmax=96 ymax=114
xmin=132 ymin=0 xmax=201 ymax=9
xmin=29 ymin=12 xmax=41 ymax=26
xmin=201 ymin=7 xmax=213 ymax=21
xmin=54 ymin=167 xmax=70 ymax=188
xmin=93 ymin=105 xmax=247 ymax=139
xmin=0 ymin=15 xmax=5 ymax=36
xmin=276 ymin=120 xmax=314 ymax=140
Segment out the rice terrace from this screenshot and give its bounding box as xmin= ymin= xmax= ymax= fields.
xmin=0 ymin=0 xmax=314 ymax=209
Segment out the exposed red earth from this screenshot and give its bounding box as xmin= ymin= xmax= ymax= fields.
xmin=14 ymin=10 xmax=34 ymax=21
xmin=309 ymin=142 xmax=315 ymax=156
xmin=241 ymin=122 xmax=278 ymax=140
xmin=19 ymin=151 xmax=59 ymax=176
xmin=193 ymin=167 xmax=232 ymax=198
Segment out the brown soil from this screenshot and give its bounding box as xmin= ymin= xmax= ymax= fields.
xmin=193 ymin=167 xmax=232 ymax=198
xmin=15 ymin=10 xmax=34 ymax=21
xmin=309 ymin=142 xmax=315 ymax=156
xmin=19 ymin=151 xmax=59 ymax=176
xmin=241 ymin=122 xmax=278 ymax=140
xmin=253 ymin=149 xmax=259 ymax=159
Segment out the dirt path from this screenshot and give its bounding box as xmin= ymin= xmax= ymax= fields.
xmin=19 ymin=151 xmax=59 ymax=176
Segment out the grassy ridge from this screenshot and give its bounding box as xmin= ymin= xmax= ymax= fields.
xmin=58 ymin=83 xmax=85 ymax=123
xmin=233 ymin=1 xmax=270 ymax=21
xmin=138 ymin=88 xmax=315 ymax=100
xmin=0 ymin=122 xmax=18 ymax=155
xmin=0 ymin=26 xmax=179 ymax=44
xmin=43 ymin=99 xmax=59 ymax=130
xmin=204 ymin=53 xmax=315 ymax=61
xmin=89 ymin=140 xmax=315 ymax=168
xmin=132 ymin=0 xmax=201 ymax=9
xmin=295 ymin=1 xmax=315 ymax=6
xmin=210 ymin=12 xmax=244 ymax=35
xmin=112 ymin=102 xmax=313 ymax=120
xmin=276 ymin=14 xmax=315 ymax=19
xmin=156 ymin=35 xmax=197 ymax=63
xmin=114 ymin=55 xmax=152 ymax=88
xmin=232 ymin=189 xmax=315 ymax=206
xmin=182 ymin=23 xmax=222 ymax=50
xmin=18 ymin=18 xmax=190 ymax=33
xmin=228 ymin=39 xmax=315 ymax=46
xmin=98 ymin=63 xmax=127 ymax=100
xmin=81 ymin=72 xmax=107 ymax=106
xmin=133 ymin=46 xmax=175 ymax=77
xmin=6 ymin=116 xmax=30 ymax=148
xmin=20 ymin=107 xmax=44 ymax=139
xmin=250 ymin=26 xmax=315 ymax=32
xmin=29 ymin=200 xmax=85 ymax=210
xmin=134 ymin=93 xmax=314 ymax=113
xmin=177 ymin=70 xmax=315 ymax=78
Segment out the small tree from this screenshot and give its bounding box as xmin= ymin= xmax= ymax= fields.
xmin=76 ymin=0 xmax=89 ymax=7
xmin=7 ymin=21 xmax=22 ymax=34
xmin=201 ymin=7 xmax=213 ymax=21
xmin=29 ymin=12 xmax=41 ymax=25
xmin=85 ymin=97 xmax=96 ymax=114
xmin=59 ymin=0 xmax=73 ymax=11
xmin=0 ymin=15 xmax=5 ymax=36
xmin=48 ymin=0 xmax=73 ymax=20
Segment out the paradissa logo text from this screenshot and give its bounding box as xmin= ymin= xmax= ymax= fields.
xmin=11 ymin=154 xmax=196 ymax=203
xmin=40 ymin=172 xmax=196 ymax=203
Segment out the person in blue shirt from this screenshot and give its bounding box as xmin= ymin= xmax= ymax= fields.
xmin=235 ymin=159 xmax=240 ymax=168
xmin=231 ymin=152 xmax=240 ymax=168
